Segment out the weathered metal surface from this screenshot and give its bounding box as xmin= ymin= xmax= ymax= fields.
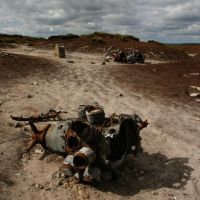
xmin=11 ymin=103 xmax=148 ymax=184
xmin=73 ymin=147 xmax=96 ymax=170
xmin=45 ymin=121 xmax=69 ymax=153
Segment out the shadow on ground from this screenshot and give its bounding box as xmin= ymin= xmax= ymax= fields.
xmin=96 ymin=152 xmax=193 ymax=196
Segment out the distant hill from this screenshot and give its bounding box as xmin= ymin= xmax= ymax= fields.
xmin=0 ymin=32 xmax=191 ymax=61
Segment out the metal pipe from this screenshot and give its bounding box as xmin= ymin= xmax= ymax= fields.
xmin=73 ymin=147 xmax=96 ymax=170
xmin=61 ymin=155 xmax=76 ymax=177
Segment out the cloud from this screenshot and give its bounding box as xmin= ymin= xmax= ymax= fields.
xmin=0 ymin=0 xmax=200 ymax=42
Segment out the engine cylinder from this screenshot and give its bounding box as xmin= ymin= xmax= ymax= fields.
xmin=73 ymin=147 xmax=96 ymax=170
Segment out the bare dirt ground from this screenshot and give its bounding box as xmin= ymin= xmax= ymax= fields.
xmin=0 ymin=46 xmax=200 ymax=200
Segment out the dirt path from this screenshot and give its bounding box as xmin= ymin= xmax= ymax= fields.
xmin=0 ymin=47 xmax=200 ymax=200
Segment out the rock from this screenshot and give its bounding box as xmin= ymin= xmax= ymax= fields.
xmin=119 ymin=93 xmax=123 ymax=97
xmin=196 ymin=98 xmax=200 ymax=103
xmin=151 ymin=191 xmax=158 ymax=195
xmin=189 ymin=93 xmax=200 ymax=97
xmin=33 ymin=82 xmax=39 ymax=86
xmin=67 ymin=60 xmax=75 ymax=63
xmin=91 ymin=62 xmax=95 ymax=64
xmin=34 ymin=149 xmax=43 ymax=154
xmin=190 ymin=86 xmax=200 ymax=91
xmin=101 ymin=61 xmax=106 ymax=65
xmin=168 ymin=194 xmax=177 ymax=200
xmin=27 ymin=94 xmax=33 ymax=98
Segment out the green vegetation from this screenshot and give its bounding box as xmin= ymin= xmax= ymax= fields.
xmin=91 ymin=36 xmax=105 ymax=43
xmin=147 ymin=40 xmax=163 ymax=45
xmin=0 ymin=34 xmax=45 ymax=44
xmin=114 ymin=34 xmax=139 ymax=42
xmin=165 ymin=44 xmax=184 ymax=52
xmin=48 ymin=34 xmax=79 ymax=40
xmin=87 ymin=32 xmax=140 ymax=42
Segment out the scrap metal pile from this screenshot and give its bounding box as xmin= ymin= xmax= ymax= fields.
xmin=106 ymin=49 xmax=145 ymax=64
xmin=11 ymin=103 xmax=148 ymax=184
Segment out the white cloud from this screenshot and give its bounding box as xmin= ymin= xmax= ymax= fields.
xmin=0 ymin=0 xmax=200 ymax=42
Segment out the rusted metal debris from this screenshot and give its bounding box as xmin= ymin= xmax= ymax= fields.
xmin=10 ymin=109 xmax=68 ymax=122
xmin=106 ymin=49 xmax=145 ymax=64
xmin=11 ymin=103 xmax=148 ymax=184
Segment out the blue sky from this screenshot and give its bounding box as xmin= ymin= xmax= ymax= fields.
xmin=0 ymin=0 xmax=200 ymax=43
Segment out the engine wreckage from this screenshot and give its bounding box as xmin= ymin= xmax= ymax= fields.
xmin=106 ymin=49 xmax=145 ymax=64
xmin=11 ymin=103 xmax=148 ymax=184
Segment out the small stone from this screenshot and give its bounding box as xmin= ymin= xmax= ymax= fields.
xmin=189 ymin=93 xmax=200 ymax=97
xmin=91 ymin=62 xmax=95 ymax=64
xmin=33 ymin=82 xmax=39 ymax=86
xmin=67 ymin=60 xmax=74 ymax=63
xmin=34 ymin=149 xmax=43 ymax=154
xmin=119 ymin=93 xmax=123 ymax=97
xmin=196 ymin=98 xmax=200 ymax=103
xmin=151 ymin=191 xmax=158 ymax=195
xmin=27 ymin=94 xmax=33 ymax=98
xmin=169 ymin=195 xmax=177 ymax=200
xmin=101 ymin=61 xmax=106 ymax=65
xmin=173 ymin=182 xmax=181 ymax=188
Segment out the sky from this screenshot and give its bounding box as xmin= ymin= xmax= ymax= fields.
xmin=0 ymin=0 xmax=200 ymax=43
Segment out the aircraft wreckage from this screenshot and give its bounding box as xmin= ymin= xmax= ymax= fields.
xmin=11 ymin=103 xmax=148 ymax=184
